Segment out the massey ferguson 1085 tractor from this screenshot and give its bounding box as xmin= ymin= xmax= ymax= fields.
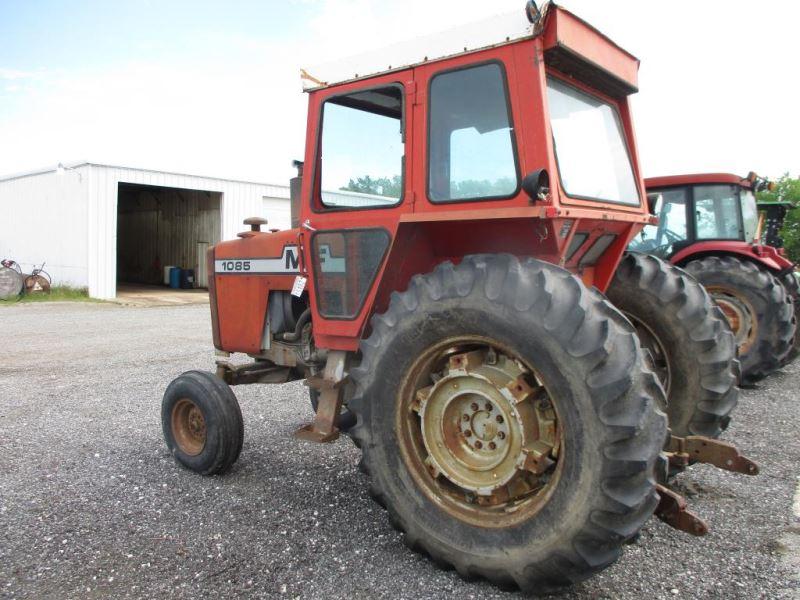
xmin=629 ymin=173 xmax=798 ymax=381
xmin=161 ymin=3 xmax=756 ymax=592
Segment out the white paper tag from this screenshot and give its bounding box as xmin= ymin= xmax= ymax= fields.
xmin=291 ymin=275 xmax=307 ymax=297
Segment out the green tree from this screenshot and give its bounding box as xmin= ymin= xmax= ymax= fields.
xmin=756 ymin=173 xmax=800 ymax=262
xmin=342 ymin=175 xmax=402 ymax=198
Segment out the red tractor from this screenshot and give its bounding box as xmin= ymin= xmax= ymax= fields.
xmin=629 ymin=173 xmax=798 ymax=382
xmin=161 ymin=3 xmax=754 ymax=592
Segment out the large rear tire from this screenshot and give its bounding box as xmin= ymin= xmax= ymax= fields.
xmin=606 ymin=253 xmax=739 ymax=438
xmin=684 ymin=256 xmax=795 ymax=384
xmin=348 ymin=255 xmax=667 ymax=593
xmin=780 ymin=272 xmax=799 ymax=365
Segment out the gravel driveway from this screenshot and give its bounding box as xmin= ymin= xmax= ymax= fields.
xmin=1 ymin=302 xmax=798 ymax=599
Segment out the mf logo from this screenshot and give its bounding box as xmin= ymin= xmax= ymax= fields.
xmin=214 ymin=246 xmax=300 ymax=274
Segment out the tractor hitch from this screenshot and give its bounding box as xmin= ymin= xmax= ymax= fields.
xmin=654 ymin=435 xmax=758 ymax=536
xmin=655 ymin=484 xmax=708 ymax=536
xmin=666 ymin=435 xmax=759 ymax=476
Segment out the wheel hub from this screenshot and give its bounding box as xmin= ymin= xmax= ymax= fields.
xmin=707 ymin=287 xmax=756 ymax=354
xmin=412 ymin=347 xmax=558 ymax=498
xmin=172 ymin=398 xmax=207 ymax=456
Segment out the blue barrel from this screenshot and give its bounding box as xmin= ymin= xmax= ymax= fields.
xmin=169 ymin=267 xmax=181 ymax=289
xmin=180 ymin=269 xmax=195 ymax=289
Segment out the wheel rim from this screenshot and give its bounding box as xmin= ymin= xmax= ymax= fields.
xmin=706 ymin=286 xmax=757 ymax=354
xmin=624 ymin=313 xmax=671 ymax=399
xmin=171 ymin=398 xmax=207 ymax=456
xmin=397 ymin=338 xmax=562 ymax=528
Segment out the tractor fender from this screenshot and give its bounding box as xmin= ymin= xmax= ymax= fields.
xmin=670 ymin=241 xmax=792 ymax=273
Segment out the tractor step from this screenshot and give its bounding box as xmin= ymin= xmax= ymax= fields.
xmin=294 ymin=351 xmax=348 ymax=444
xmin=666 ymin=435 xmax=759 ymax=475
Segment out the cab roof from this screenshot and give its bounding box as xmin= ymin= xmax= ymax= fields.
xmin=645 ymin=173 xmax=751 ymax=190
xmin=301 ymin=2 xmax=639 ymax=98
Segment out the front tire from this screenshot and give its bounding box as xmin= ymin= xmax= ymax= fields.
xmin=161 ymin=371 xmax=244 ymax=475
xmin=606 ymin=253 xmax=739 ymax=438
xmin=684 ymin=256 xmax=795 ymax=384
xmin=348 ymin=255 xmax=667 ymax=592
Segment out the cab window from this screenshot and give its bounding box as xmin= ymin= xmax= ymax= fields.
xmin=693 ymin=185 xmax=742 ymax=240
xmin=629 ymin=188 xmax=688 ymax=256
xmin=428 ymin=63 xmax=519 ymax=202
xmin=318 ymin=86 xmax=403 ymax=209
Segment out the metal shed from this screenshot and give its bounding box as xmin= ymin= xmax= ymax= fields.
xmin=0 ymin=162 xmax=290 ymax=299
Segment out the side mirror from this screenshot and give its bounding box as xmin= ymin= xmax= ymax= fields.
xmin=646 ymin=192 xmax=662 ymax=216
xmin=521 ymin=169 xmax=550 ymax=202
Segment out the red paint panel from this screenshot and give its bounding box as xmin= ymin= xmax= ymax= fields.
xmin=542 ymin=8 xmax=639 ymax=91
xmin=669 ymin=240 xmax=791 ymax=272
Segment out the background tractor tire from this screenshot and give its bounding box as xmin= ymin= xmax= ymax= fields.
xmin=684 ymin=256 xmax=795 ymax=384
xmin=780 ymin=272 xmax=799 ymax=364
xmin=607 ymin=253 xmax=739 ymax=438
xmin=348 ymin=254 xmax=667 ymax=593
xmin=162 ymin=370 xmax=244 ymax=475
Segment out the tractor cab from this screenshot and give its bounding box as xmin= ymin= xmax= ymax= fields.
xmin=211 ymin=2 xmax=652 ymax=356
xmin=632 ymin=173 xmax=764 ymax=261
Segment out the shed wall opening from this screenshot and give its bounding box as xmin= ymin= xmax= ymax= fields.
xmin=116 ymin=183 xmax=221 ymax=290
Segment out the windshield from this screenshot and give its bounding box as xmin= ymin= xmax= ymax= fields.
xmin=628 ymin=188 xmax=689 ymax=257
xmin=740 ymin=189 xmax=759 ymax=242
xmin=546 ymin=77 xmax=640 ymax=205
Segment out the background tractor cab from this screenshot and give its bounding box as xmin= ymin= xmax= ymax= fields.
xmin=629 ymin=173 xmax=798 ymax=381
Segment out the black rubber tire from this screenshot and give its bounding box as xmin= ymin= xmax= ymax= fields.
xmin=161 ymin=370 xmax=244 ymax=475
xmin=780 ymin=272 xmax=799 ymax=365
xmin=684 ymin=256 xmax=796 ymax=384
xmin=308 ymin=388 xmax=356 ymax=432
xmin=348 ymin=254 xmax=667 ymax=593
xmin=606 ymin=253 xmax=739 ymax=438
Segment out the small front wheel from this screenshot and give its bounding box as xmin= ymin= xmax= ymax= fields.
xmin=161 ymin=371 xmax=244 ymax=475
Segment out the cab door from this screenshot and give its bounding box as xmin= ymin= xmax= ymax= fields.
xmin=300 ymin=72 xmax=414 ymax=350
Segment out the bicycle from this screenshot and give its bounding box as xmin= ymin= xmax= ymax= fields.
xmin=24 ymin=262 xmax=52 ymax=294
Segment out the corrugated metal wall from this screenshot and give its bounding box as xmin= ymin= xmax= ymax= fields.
xmin=0 ymin=166 xmax=90 ymax=288
xmin=0 ymin=163 xmax=291 ymax=299
xmin=86 ymin=164 xmax=291 ymax=299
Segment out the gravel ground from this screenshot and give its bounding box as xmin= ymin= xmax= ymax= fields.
xmin=0 ymin=302 xmax=798 ymax=599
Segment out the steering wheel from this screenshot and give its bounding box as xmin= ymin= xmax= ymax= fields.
xmin=662 ymin=229 xmax=683 ymax=244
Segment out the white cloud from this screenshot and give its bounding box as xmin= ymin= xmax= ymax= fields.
xmin=0 ymin=0 xmax=797 ymax=184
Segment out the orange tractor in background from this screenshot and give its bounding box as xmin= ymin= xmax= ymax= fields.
xmin=161 ymin=2 xmax=756 ymax=592
xmin=628 ymin=173 xmax=798 ymax=382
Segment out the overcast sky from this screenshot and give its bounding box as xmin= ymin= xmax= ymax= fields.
xmin=0 ymin=0 xmax=797 ymax=184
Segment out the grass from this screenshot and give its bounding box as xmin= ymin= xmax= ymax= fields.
xmin=0 ymin=285 xmax=103 ymax=305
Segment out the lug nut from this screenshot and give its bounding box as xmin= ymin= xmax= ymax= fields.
xmin=496 ymin=415 xmax=504 ymax=424
xmin=464 ymin=430 xmax=472 ymax=437
xmin=474 ymin=440 xmax=483 ymax=449
xmin=463 ymin=414 xmax=470 ymax=422
xmin=485 ymin=402 xmax=492 ymax=411
xmin=471 ymin=402 xmax=479 ymax=411
xmin=488 ymin=442 xmax=496 ymax=450
xmin=497 ymin=431 xmax=505 ymax=440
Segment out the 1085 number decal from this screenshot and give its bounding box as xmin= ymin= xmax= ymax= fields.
xmin=220 ymin=260 xmax=251 ymax=272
